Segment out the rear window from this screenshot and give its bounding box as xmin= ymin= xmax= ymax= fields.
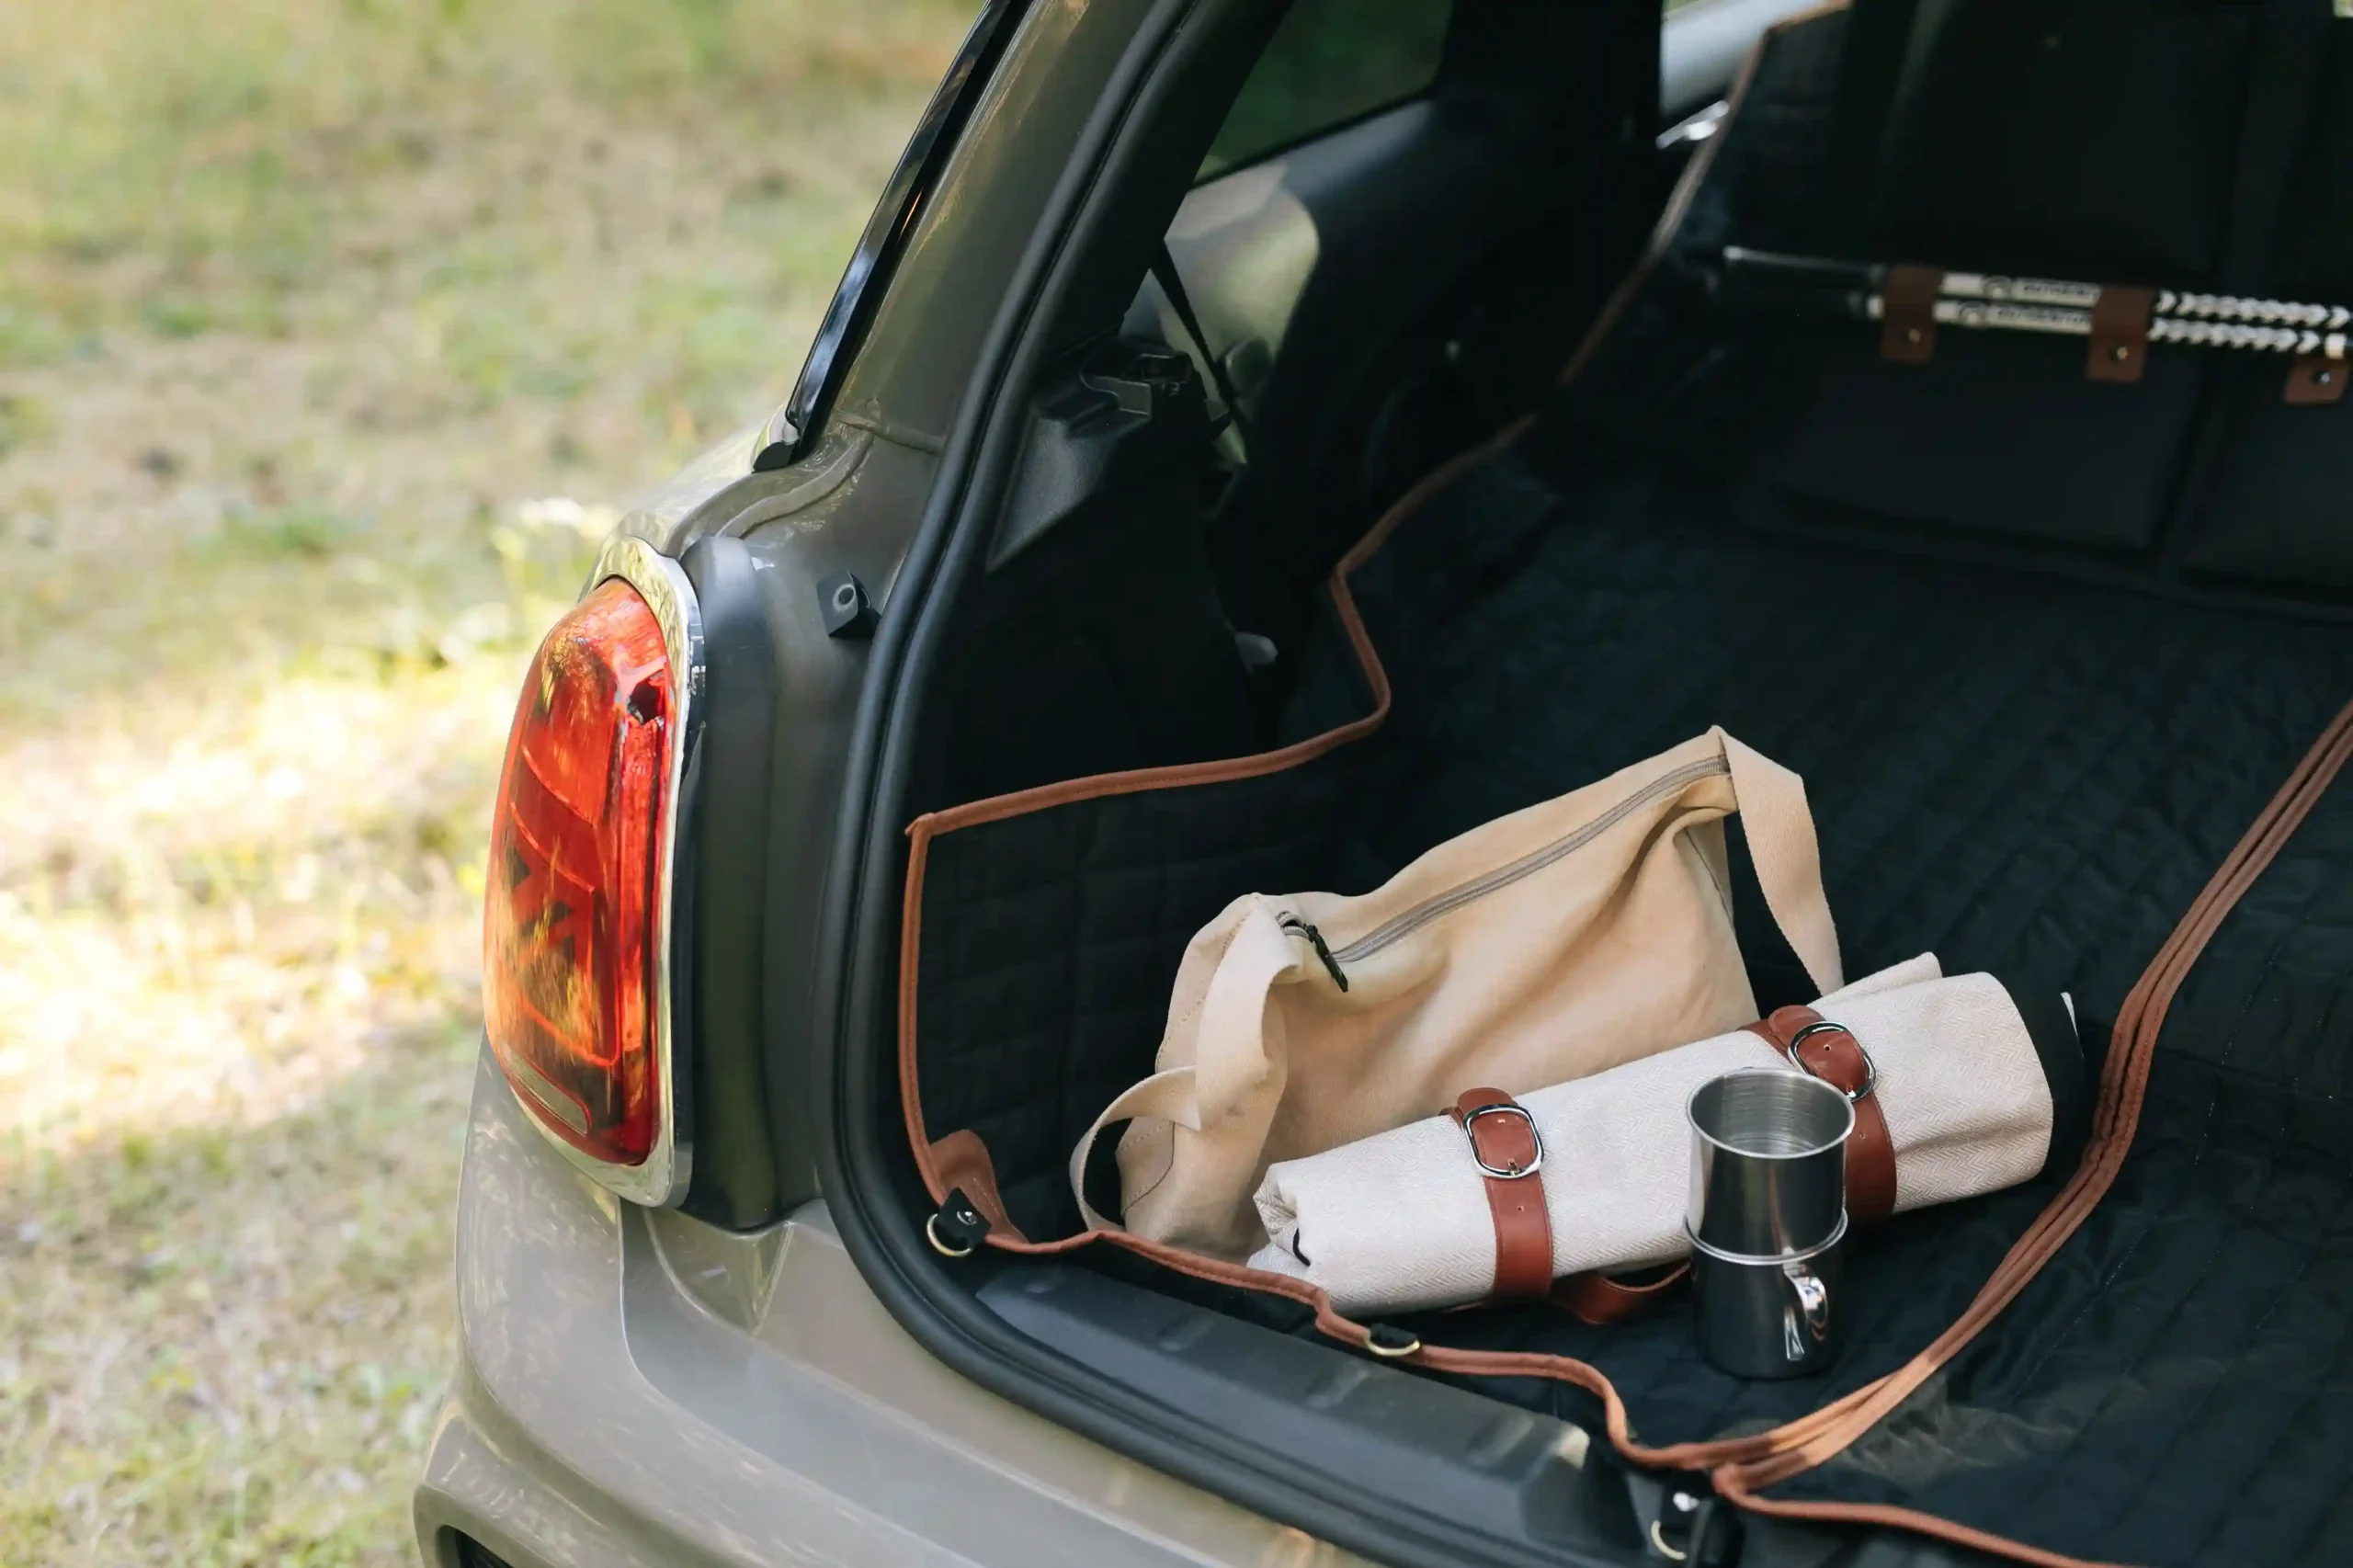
xmin=1198 ymin=0 xmax=1453 ymax=182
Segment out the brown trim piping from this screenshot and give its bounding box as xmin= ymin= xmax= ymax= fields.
xmin=1712 ymin=1479 xmax=2133 ymax=1568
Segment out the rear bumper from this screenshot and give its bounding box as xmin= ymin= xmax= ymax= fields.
xmin=414 ymin=1048 xmax=1354 ymax=1568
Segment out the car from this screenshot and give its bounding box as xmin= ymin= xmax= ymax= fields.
xmin=414 ymin=1 xmax=2353 ymax=1565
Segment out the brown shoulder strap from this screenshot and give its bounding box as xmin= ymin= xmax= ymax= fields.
xmin=1451 ymin=1088 xmax=1552 ymax=1300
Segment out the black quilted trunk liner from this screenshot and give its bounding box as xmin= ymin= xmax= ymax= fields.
xmin=914 ymin=433 xmax=2353 ymax=1562
xmin=906 ymin=10 xmax=2353 ymax=1558
xmin=1328 ymin=439 xmax=2353 ymax=1567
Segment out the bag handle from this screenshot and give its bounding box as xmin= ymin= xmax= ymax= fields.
xmin=1715 ymin=729 xmax=1844 ymax=997
xmin=1071 ymin=731 xmax=1841 ymax=1234
xmin=1069 ymin=1067 xmax=1198 ymax=1233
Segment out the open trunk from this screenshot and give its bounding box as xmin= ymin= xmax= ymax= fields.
xmin=876 ymin=4 xmax=2353 ymax=1562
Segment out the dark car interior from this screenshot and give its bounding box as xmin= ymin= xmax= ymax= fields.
xmin=879 ymin=0 xmax=2353 ymax=1562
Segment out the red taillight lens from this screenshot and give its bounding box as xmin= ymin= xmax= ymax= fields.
xmin=484 ymin=578 xmax=674 ymax=1167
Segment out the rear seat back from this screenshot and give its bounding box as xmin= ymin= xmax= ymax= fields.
xmin=2188 ymin=23 xmax=2353 ymax=592
xmin=1871 ymin=0 xmax=2258 ymax=282
xmin=1777 ymin=0 xmax=2353 ymax=577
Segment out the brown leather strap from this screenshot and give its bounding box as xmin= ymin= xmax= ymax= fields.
xmin=2285 ymin=354 xmax=2348 ymax=404
xmin=1746 ymin=1006 xmax=1897 ymax=1223
xmin=2086 ymin=284 xmax=2155 ymax=383
xmin=1451 ymin=1087 xmax=1552 ymax=1300
xmin=1880 ymin=264 xmax=1943 ymax=364
xmin=1552 ymin=1263 xmax=1689 ymax=1325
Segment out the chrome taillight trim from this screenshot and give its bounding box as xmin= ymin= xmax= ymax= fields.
xmin=505 ymin=534 xmax=705 ymax=1208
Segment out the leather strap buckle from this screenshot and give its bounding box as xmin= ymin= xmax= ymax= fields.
xmin=1746 ymin=1006 xmax=1898 ymax=1224
xmin=1454 ymin=1088 xmax=1552 ymax=1299
xmin=1461 ymin=1101 xmax=1544 ymax=1177
xmin=1784 ymin=1019 xmax=1878 ymax=1101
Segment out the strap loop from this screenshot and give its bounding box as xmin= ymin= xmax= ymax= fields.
xmin=926 ymin=1189 xmax=991 ymax=1257
xmin=1748 ymin=1006 xmax=1897 ymax=1221
xmin=1785 ymin=1018 xmax=1879 ymax=1101
xmin=1879 ymin=263 xmax=1943 ymax=363
xmin=1453 ymin=1087 xmax=1554 ymax=1299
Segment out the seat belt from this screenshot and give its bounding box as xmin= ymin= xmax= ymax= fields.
xmin=1150 ymin=241 xmax=1254 ymax=457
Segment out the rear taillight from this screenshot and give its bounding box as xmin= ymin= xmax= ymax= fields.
xmin=484 ymin=537 xmax=699 ymax=1205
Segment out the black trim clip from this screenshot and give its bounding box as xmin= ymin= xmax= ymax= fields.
xmin=1649 ymin=1486 xmax=1741 ymax=1565
xmin=820 ymin=572 xmax=880 ymax=639
xmin=926 ymin=1188 xmax=992 ymax=1258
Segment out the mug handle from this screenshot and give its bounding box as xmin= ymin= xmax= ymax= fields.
xmin=1781 ymin=1261 xmax=1833 ymax=1356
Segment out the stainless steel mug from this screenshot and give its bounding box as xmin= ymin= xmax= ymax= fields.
xmin=1688 ymin=1216 xmax=1846 ymax=1378
xmin=1687 ymin=1068 xmax=1851 ymax=1256
xmin=1685 ymin=1069 xmax=1854 ymax=1378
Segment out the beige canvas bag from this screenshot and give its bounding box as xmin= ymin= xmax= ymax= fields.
xmin=1070 ymin=727 xmax=1845 ymax=1260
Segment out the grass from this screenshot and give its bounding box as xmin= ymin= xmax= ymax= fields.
xmin=0 ymin=0 xmax=975 ymax=1561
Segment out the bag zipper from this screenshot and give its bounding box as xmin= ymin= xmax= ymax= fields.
xmin=1285 ymin=756 xmax=1731 ymax=983
xmin=1279 ymin=915 xmax=1351 ymax=992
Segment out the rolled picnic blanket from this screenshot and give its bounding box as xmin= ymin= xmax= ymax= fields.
xmin=1245 ymin=955 xmax=2085 ymax=1317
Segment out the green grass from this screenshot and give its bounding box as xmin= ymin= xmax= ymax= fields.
xmin=0 ymin=1 xmax=974 ymax=1562
xmin=0 ymin=0 xmax=967 ymax=370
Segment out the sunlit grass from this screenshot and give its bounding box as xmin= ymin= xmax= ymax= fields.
xmin=0 ymin=0 xmax=974 ymax=1560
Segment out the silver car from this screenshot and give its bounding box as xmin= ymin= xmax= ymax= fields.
xmin=417 ymin=0 xmax=2353 ymax=1564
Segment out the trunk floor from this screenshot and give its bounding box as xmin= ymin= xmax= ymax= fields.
xmin=907 ymin=7 xmax=2353 ymax=1550
xmin=916 ymin=6 xmax=2353 ymax=1553
xmin=912 ymin=411 xmax=2353 ymax=1561
xmin=1307 ymin=426 xmax=2353 ymax=1564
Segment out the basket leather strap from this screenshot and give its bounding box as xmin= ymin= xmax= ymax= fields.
xmin=1451 ymin=1087 xmax=1552 ymax=1299
xmin=1552 ymin=1263 xmax=1689 ymax=1324
xmin=1879 ymin=263 xmax=1943 ymax=363
xmin=2086 ymin=285 xmax=2155 ymax=382
xmin=1747 ymin=1006 xmax=1897 ymax=1222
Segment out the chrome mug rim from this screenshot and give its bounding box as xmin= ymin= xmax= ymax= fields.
xmin=1684 ymin=1066 xmax=1855 ymax=1161
xmin=1684 ymin=1209 xmax=1850 ymax=1267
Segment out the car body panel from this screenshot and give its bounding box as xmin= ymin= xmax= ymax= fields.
xmin=417 ymin=1050 xmax=1377 ymax=1567
xmin=423 ymin=1 xmax=1823 ymax=1562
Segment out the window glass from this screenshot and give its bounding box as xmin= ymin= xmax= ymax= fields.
xmin=1198 ymin=0 xmax=1453 ymax=182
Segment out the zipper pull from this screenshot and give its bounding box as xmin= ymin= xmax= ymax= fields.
xmin=1280 ymin=915 xmax=1349 ymax=993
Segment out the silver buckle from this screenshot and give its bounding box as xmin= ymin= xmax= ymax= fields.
xmin=1786 ymin=1018 xmax=1878 ymax=1101
xmin=1461 ymin=1103 xmax=1544 ymax=1178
